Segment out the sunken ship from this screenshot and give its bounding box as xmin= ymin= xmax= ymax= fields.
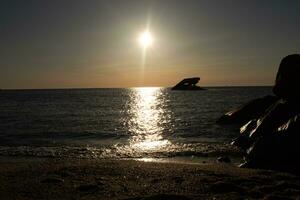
xmin=171 ymin=77 xmax=206 ymax=90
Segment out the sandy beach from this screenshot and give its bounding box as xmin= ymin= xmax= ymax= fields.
xmin=0 ymin=157 xmax=299 ymax=200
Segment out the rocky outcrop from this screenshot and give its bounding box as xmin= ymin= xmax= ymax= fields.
xmin=172 ymin=77 xmax=205 ymax=90
xmin=218 ymin=54 xmax=300 ymax=171
xmin=240 ymin=114 xmax=300 ymax=171
xmin=216 ymin=95 xmax=278 ymax=125
xmin=273 ymin=54 xmax=300 ymax=101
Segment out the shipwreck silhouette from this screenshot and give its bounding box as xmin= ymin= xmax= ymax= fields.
xmin=172 ymin=77 xmax=205 ymax=90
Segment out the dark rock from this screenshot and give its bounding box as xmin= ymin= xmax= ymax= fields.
xmin=273 ymin=54 xmax=300 ymax=101
xmin=239 ymin=161 xmax=255 ymax=168
xmin=217 ymin=156 xmax=231 ymax=163
xmin=172 ymin=77 xmax=205 ymax=90
xmin=245 ymin=115 xmax=300 ymax=169
xmin=277 ymin=114 xmax=300 ymax=137
xmin=233 ymin=100 xmax=297 ymax=149
xmin=217 ymin=95 xmax=278 ymax=125
xmin=256 ymin=102 xmax=297 ymax=138
xmin=218 ymin=55 xmax=300 ymax=171
xmin=225 ymin=98 xmax=300 ymax=171
xmin=232 ymin=119 xmax=259 ymax=150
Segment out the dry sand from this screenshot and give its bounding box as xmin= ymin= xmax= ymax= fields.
xmin=0 ymin=157 xmax=299 ymax=200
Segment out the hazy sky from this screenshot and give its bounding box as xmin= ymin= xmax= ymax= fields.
xmin=1 ymin=0 xmax=300 ymax=89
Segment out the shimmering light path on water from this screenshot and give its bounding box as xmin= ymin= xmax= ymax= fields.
xmin=123 ymin=87 xmax=173 ymax=153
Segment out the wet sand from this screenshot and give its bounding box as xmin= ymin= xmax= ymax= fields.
xmin=0 ymin=157 xmax=299 ymax=200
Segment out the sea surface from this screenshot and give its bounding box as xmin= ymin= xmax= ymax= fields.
xmin=0 ymin=87 xmax=272 ymax=161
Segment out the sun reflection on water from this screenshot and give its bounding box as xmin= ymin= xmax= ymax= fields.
xmin=126 ymin=87 xmax=171 ymax=152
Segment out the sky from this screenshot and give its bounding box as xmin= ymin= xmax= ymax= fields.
xmin=0 ymin=0 xmax=300 ymax=89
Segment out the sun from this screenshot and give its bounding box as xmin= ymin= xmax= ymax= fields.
xmin=138 ymin=31 xmax=153 ymax=48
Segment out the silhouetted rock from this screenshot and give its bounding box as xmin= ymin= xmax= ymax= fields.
xmin=218 ymin=54 xmax=300 ymax=171
xmin=231 ymin=119 xmax=257 ymax=150
xmin=232 ymin=100 xmax=299 ymax=149
xmin=273 ymin=54 xmax=300 ymax=101
xmin=277 ymin=114 xmax=300 ymax=136
xmin=217 ymin=95 xmax=278 ymax=125
xmin=245 ymin=114 xmax=300 ymax=170
xmin=172 ymin=77 xmax=205 ymax=90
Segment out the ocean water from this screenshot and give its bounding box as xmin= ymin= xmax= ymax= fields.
xmin=0 ymin=87 xmax=272 ymax=160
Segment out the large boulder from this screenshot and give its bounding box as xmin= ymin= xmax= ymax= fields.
xmin=216 ymin=95 xmax=278 ymax=125
xmin=244 ymin=114 xmax=300 ymax=172
xmin=232 ymin=100 xmax=298 ymax=150
xmin=218 ymin=54 xmax=300 ymax=171
xmin=273 ymin=54 xmax=300 ymax=101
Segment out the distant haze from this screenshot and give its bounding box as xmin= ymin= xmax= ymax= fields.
xmin=1 ymin=0 xmax=299 ymax=89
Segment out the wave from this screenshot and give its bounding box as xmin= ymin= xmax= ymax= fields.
xmin=0 ymin=142 xmax=242 ymax=160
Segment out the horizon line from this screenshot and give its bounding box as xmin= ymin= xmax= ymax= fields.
xmin=1 ymin=85 xmax=273 ymax=90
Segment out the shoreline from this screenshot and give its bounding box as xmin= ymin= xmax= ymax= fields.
xmin=0 ymin=157 xmax=299 ymax=199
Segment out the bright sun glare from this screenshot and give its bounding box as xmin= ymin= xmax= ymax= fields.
xmin=138 ymin=31 xmax=153 ymax=48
